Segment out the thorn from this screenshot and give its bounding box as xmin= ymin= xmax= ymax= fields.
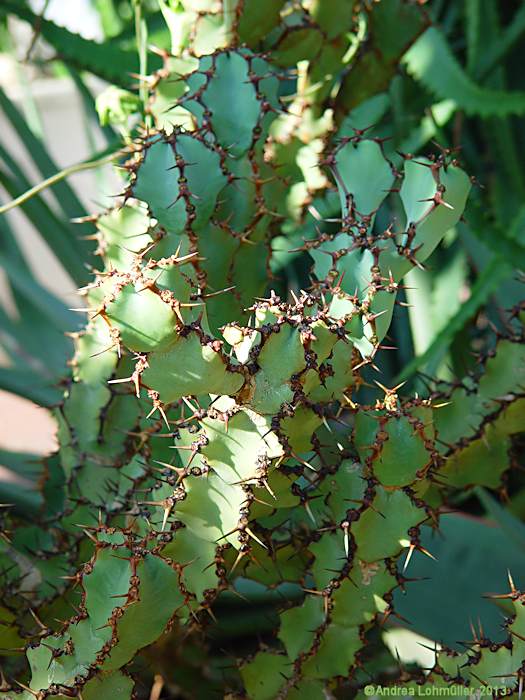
xmin=202 ymin=285 xmax=236 ymax=299
xmin=245 ymin=527 xmax=267 ymax=549
xmin=290 ymin=451 xmax=316 ymax=472
xmin=28 ymin=608 xmax=48 ymax=631
xmin=230 ymin=549 xmax=246 ymax=574
xmin=403 ymin=544 xmax=415 ymax=572
xmin=108 ymin=376 xmax=134 ymax=385
xmin=418 ymin=545 xmax=437 ymax=563
xmin=374 ymin=379 xmax=406 ymax=394
xmin=342 ymin=522 xmax=349 ymax=558
xmin=321 ymin=416 xmax=333 ymax=433
xmin=302 ymin=587 xmax=323 ymax=596
xmin=153 ymin=460 xmax=185 ymax=481
xmin=261 ymin=479 xmax=276 ymax=500
xmin=304 ymin=500 xmax=316 ymax=524
xmin=205 ymin=607 xmax=218 ymax=624
xmin=161 ymin=505 xmax=172 ymax=531
xmin=366 ymin=309 xmax=389 ymax=323
xmin=251 ymin=495 xmax=274 ymax=508
xmin=146 ymin=401 xmax=170 ymax=430
xmin=14 ymin=681 xmax=39 ymax=697
xmin=82 ymin=529 xmax=98 ymax=544
xmin=469 ymin=618 xmax=479 ymax=643
xmin=182 ymin=396 xmax=199 ymax=413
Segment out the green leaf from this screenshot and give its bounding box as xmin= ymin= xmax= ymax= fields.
xmin=309 ymin=0 xmax=354 ymax=40
xmin=404 ymin=27 xmax=525 ymax=116
xmin=0 ymin=366 xmax=63 ymax=406
xmin=302 ymin=624 xmax=360 ymax=679
xmin=142 ymin=332 xmax=243 ymax=403
xmin=102 ymin=553 xmax=183 ymax=670
xmin=0 ymin=86 xmax=90 ymax=225
xmin=475 ymin=3 xmax=525 ymax=81
xmin=66 ymin=66 xmax=118 ymax=144
xmin=278 ymin=596 xmax=324 ymax=660
xmin=0 ymin=482 xmax=41 ymax=513
xmin=186 ymin=52 xmax=264 ymax=157
xmin=475 ymin=487 xmax=525 ymax=552
xmin=1 ymin=0 xmax=162 ymax=89
xmin=241 ymin=652 xmax=290 ymax=700
xmin=335 ymin=0 xmax=428 ymax=117
xmin=0 ymin=254 xmax=77 ymax=332
xmin=271 ymin=26 xmax=323 ymax=67
xmin=465 ymin=0 xmax=481 ymax=74
xmin=134 ymin=136 xmax=226 ymax=234
xmin=237 ymin=0 xmax=286 ymax=45
xmin=396 ymin=100 xmax=456 ymax=156
xmin=0 ymin=290 xmax=72 ymax=379
xmin=395 ymin=257 xmax=509 ymax=382
xmin=82 ymin=672 xmax=134 ymax=700
xmin=332 ymin=139 xmax=394 ymax=216
xmin=464 ymin=202 xmax=525 ymax=270
xmin=0 ymin=450 xmax=42 ymax=481
xmin=393 ymin=513 xmax=525 ymax=648
xmin=0 ymin=162 xmax=90 ymax=286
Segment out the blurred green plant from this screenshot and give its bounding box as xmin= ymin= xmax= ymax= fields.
xmin=0 ymin=1 xmax=524 ymax=698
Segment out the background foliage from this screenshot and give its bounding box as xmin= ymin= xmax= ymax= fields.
xmin=0 ymin=1 xmax=524 ymax=698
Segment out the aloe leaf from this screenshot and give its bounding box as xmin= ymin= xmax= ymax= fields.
xmin=0 ymin=253 xmax=77 ymax=332
xmin=396 ymin=257 xmax=509 ymax=382
xmin=396 ymin=100 xmax=455 ymax=157
xmin=475 ymin=487 xmax=525 ymax=552
xmin=335 ymin=0 xmax=428 ymax=117
xmin=0 ymin=450 xmax=43 ymax=481
xmin=464 ymin=203 xmax=525 ymax=269
xmin=0 ymin=205 xmax=30 ymax=271
xmin=0 ymin=296 xmax=72 ymax=383
xmin=0 ymin=86 xmax=89 ymax=223
xmin=0 ymin=109 xmax=96 ymax=284
xmin=404 ymin=27 xmax=525 ymax=117
xmin=93 ymin=0 xmax=123 ymax=38
xmin=397 ymin=197 xmax=525 ymax=383
xmin=0 ymin=366 xmax=63 ymax=406
xmin=465 ymin=0 xmax=481 ymax=74
xmin=1 ymin=0 xmax=161 ymax=88
xmin=65 ymin=66 xmax=118 ymax=145
xmin=0 ymin=171 xmax=89 ymax=286
xmin=0 ymin=450 xmax=43 ymax=514
xmin=475 ymin=3 xmax=525 ymax=80
xmin=393 ymin=513 xmax=525 ymax=648
xmin=0 ymin=480 xmax=42 ymax=514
